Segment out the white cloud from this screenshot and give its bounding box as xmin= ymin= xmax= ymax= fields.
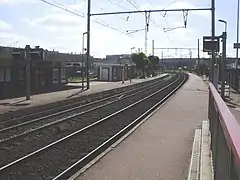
xmin=24 ymin=13 xmax=85 ymax=32
xmin=0 ymin=20 xmax=12 ymax=30
xmin=0 ymin=0 xmax=216 ymax=58
xmin=0 ymin=0 xmax=36 ymax=4
xmin=0 ymin=32 xmax=31 ymax=47
xmin=167 ymin=1 xmax=211 ymax=18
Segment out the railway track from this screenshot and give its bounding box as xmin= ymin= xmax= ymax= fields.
xmin=0 ymin=75 xmax=171 ymax=143
xmin=0 ymin=75 xmax=173 ymax=166
xmin=0 ymin=75 xmax=169 ymax=122
xmin=0 ymin=73 xmax=187 ymax=180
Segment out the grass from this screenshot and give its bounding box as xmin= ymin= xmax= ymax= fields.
xmin=68 ymin=76 xmax=97 ymax=83
xmin=68 ymin=76 xmax=87 ymax=83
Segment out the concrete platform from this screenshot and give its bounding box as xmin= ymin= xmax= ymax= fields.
xmin=202 ymin=76 xmax=240 ymax=122
xmin=76 ymin=73 xmax=209 ymax=180
xmin=0 ymin=75 xmax=167 ymax=114
xmin=225 ymin=88 xmax=240 ymax=122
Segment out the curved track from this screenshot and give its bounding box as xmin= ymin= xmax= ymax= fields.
xmin=0 ymin=73 xmax=188 ymax=180
xmin=0 ymin=75 xmax=171 ymax=143
xmin=0 ymin=75 xmax=169 ymax=123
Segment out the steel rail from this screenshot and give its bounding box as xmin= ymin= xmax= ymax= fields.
xmin=0 ymin=76 xmax=169 ymax=132
xmin=0 ymin=75 xmax=169 ymax=124
xmin=54 ymin=74 xmax=187 ymax=180
xmin=0 ymin=74 xmax=182 ymax=175
xmin=0 ymin=75 xmax=172 ymax=144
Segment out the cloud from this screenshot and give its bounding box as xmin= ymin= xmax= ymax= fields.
xmin=169 ymin=1 xmax=211 ymax=17
xmin=0 ymin=0 xmax=37 ymax=4
xmin=0 ymin=20 xmax=12 ymax=30
xmin=23 ymin=13 xmax=85 ymax=32
xmin=0 ymin=32 xmax=31 ymax=47
xmin=0 ymin=0 xmax=216 ymax=58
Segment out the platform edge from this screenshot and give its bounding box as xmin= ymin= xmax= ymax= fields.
xmin=187 ymin=128 xmax=201 ymax=180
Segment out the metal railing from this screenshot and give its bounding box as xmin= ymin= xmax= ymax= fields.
xmin=208 ymin=83 xmax=240 ymax=180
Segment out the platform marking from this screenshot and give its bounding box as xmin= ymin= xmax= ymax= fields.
xmin=188 ymin=129 xmax=201 ymax=180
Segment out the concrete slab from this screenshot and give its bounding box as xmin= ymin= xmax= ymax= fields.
xmin=187 ymin=129 xmax=201 ymax=180
xmin=200 ymin=121 xmax=213 ymax=180
xmin=77 ymin=73 xmax=209 ymax=180
xmin=0 ymin=74 xmax=168 ymax=114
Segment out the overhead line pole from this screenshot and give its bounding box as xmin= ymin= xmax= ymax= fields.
xmin=211 ymin=0 xmax=216 ymax=85
xmin=198 ymin=39 xmax=200 ymax=75
xmin=86 ymin=2 xmax=214 ymax=87
xmin=86 ymin=0 xmax=91 ymax=90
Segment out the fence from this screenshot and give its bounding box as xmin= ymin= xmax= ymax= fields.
xmin=208 ymin=83 xmax=240 ymax=180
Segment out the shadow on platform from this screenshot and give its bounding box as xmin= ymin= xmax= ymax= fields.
xmin=0 ymin=85 xmax=83 ymax=101
xmin=0 ymin=99 xmax=30 ymax=107
xmin=67 ymin=89 xmax=88 ymax=99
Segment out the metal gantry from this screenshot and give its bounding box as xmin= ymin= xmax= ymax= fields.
xmin=86 ymin=1 xmax=216 ymax=87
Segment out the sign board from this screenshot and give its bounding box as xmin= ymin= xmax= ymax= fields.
xmin=234 ymin=43 xmax=240 ymax=49
xmin=203 ymin=36 xmax=220 ymax=52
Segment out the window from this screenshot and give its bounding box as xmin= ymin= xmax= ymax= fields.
xmin=19 ymin=68 xmax=24 ymax=81
xmin=0 ymin=68 xmax=11 ymax=82
xmin=52 ymin=69 xmax=59 ymax=84
xmin=61 ymin=68 xmax=66 ymax=83
xmin=5 ymin=68 xmax=11 ymax=82
xmin=0 ymin=68 xmax=4 ymax=82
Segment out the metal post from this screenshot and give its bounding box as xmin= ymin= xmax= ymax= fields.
xmin=81 ymin=55 xmax=84 ymax=90
xmin=122 ymin=66 xmax=124 ymax=83
xmin=86 ymin=0 xmax=91 ymax=89
xmin=211 ymin=0 xmax=216 ymax=84
xmin=152 ymin=40 xmax=154 ymax=56
xmin=236 ymin=0 xmax=239 ymax=69
xmin=82 ymin=32 xmax=87 ymax=90
xmin=25 ymin=45 xmax=31 ymax=100
xmin=145 ymin=27 xmax=148 ymax=54
xmin=161 ymin=51 xmax=164 ymax=73
xmin=213 ymin=63 xmax=219 ymax=91
xmin=129 ymin=65 xmax=132 ymax=82
xmin=221 ymin=31 xmax=227 ymax=99
xmin=198 ymin=39 xmax=200 ymax=75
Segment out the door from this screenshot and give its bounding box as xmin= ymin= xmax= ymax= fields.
xmin=102 ymin=67 xmax=109 ymax=81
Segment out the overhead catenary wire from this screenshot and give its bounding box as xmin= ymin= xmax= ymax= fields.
xmin=125 ymin=0 xmax=170 ymax=52
xmin=126 ymin=0 xmax=163 ymax=28
xmin=147 ymin=0 xmax=153 ymax=5
xmin=159 ymin=0 xmax=186 ymax=31
xmin=83 ymin=0 xmax=129 ymax=22
xmin=39 ymin=0 xmax=130 ymax=36
xmin=107 ymin=0 xmax=130 ymax=11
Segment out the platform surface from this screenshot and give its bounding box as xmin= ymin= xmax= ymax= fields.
xmin=77 ymin=73 xmax=209 ymax=180
xmin=0 ymin=75 xmax=167 ymax=114
xmin=225 ymin=87 xmax=240 ymax=122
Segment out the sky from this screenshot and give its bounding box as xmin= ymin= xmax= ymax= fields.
xmin=0 ymin=0 xmax=239 ymax=58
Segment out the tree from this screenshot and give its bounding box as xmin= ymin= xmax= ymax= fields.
xmin=131 ymin=52 xmax=149 ymax=78
xmin=148 ymin=55 xmax=160 ymax=76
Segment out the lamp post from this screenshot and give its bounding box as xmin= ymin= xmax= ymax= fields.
xmin=236 ymin=0 xmax=239 ymax=69
xmin=82 ymin=32 xmax=87 ymax=90
xmin=218 ymin=19 xmax=227 ymax=99
xmin=219 ymin=19 xmax=227 ymax=33
xmin=24 ymin=45 xmax=31 ymax=100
